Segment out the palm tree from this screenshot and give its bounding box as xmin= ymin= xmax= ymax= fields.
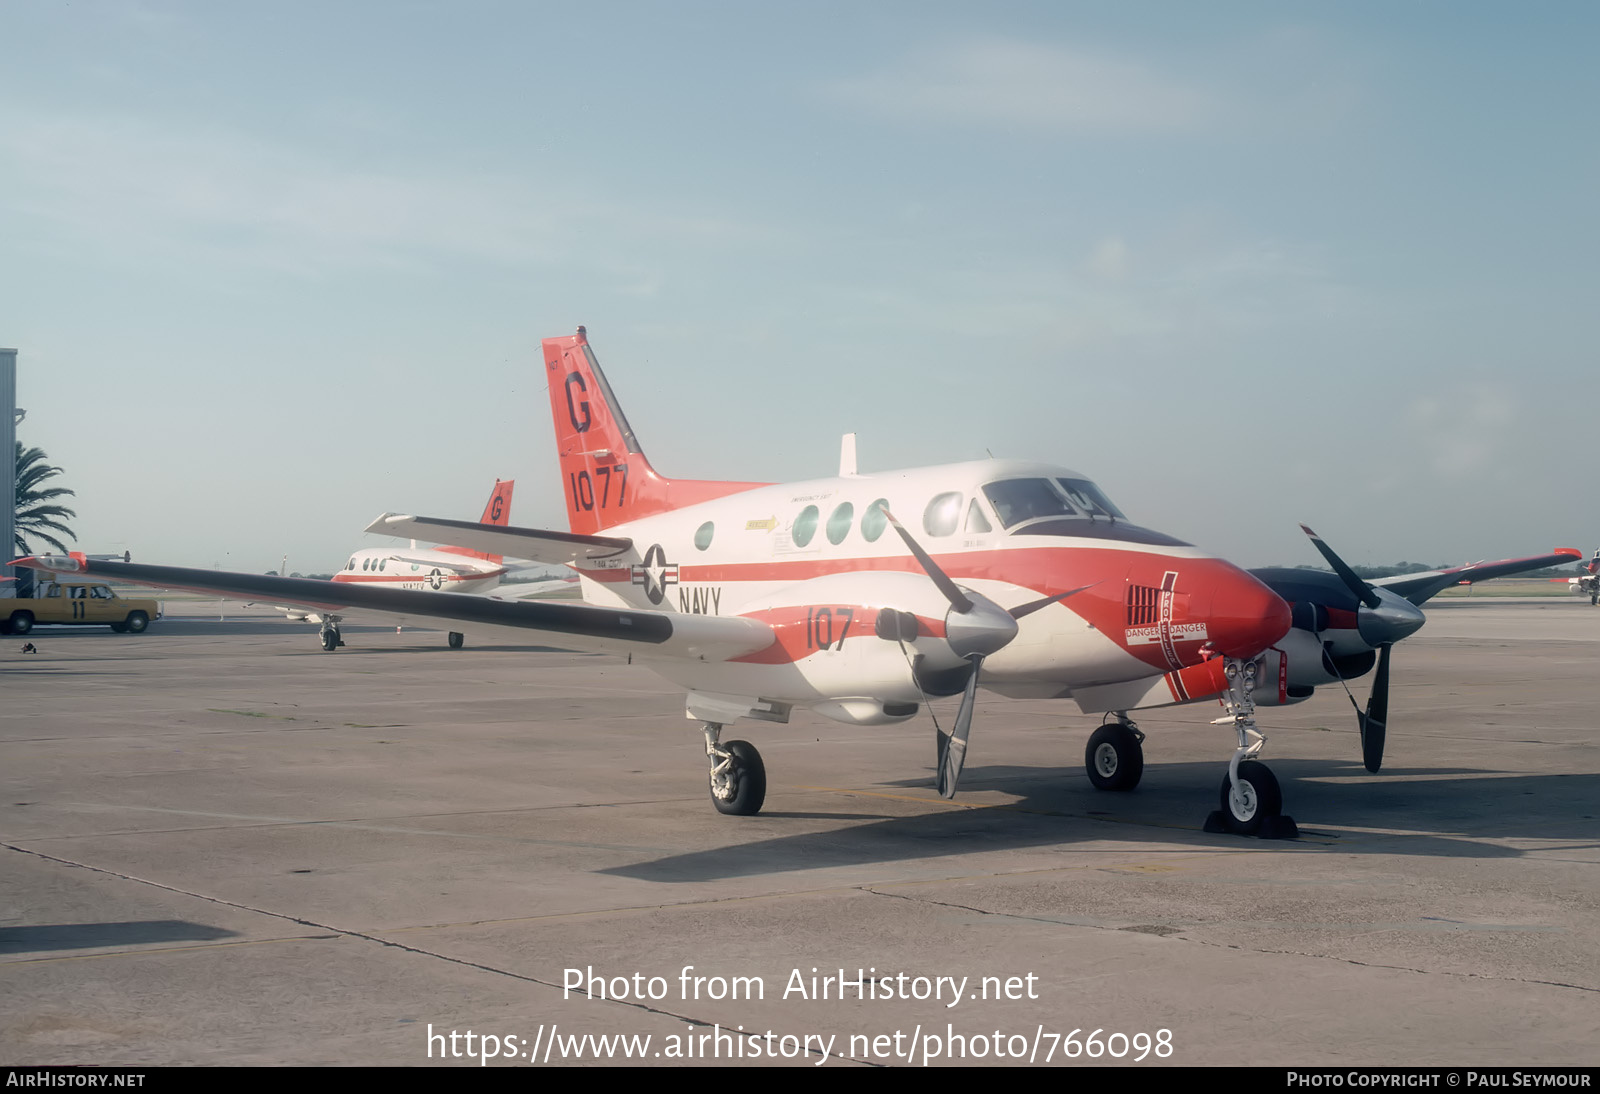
xmin=14 ymin=442 xmax=77 ymax=555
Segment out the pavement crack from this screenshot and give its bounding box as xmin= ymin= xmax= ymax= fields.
xmin=1 ymin=841 xmax=880 ymax=1066
xmin=860 ymin=886 xmax=1598 ymax=996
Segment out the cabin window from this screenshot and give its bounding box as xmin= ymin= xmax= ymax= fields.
xmin=861 ymin=499 xmax=889 ymax=542
xmin=826 ymin=502 xmax=854 ymax=545
xmin=694 ymin=521 xmax=714 ymax=550
xmin=923 ymin=492 xmax=962 ymax=537
xmin=792 ymin=505 xmax=820 ymax=548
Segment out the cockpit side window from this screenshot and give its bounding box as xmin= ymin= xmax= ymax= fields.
xmin=981 ymin=479 xmax=1076 ymax=529
xmin=1056 ymin=478 xmax=1126 ymax=520
xmin=965 ymin=498 xmax=993 ymax=534
xmin=923 ymin=492 xmax=962 ymax=537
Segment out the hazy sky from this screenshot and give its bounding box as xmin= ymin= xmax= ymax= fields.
xmin=3 ymin=2 xmax=1594 ymax=573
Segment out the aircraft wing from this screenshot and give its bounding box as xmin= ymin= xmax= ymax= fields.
xmin=11 ymin=555 xmax=772 ymax=662
xmin=1373 ymin=548 xmax=1582 ymax=606
xmin=365 ymin=514 xmax=631 ymax=564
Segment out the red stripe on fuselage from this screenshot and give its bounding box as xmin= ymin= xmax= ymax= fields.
xmin=585 ymin=544 xmax=1287 ymax=673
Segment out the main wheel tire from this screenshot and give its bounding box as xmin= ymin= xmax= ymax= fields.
xmin=321 ymin=628 xmax=340 ymax=652
xmin=1085 ymin=724 xmax=1144 ymax=791
xmin=124 ymin=611 xmax=149 ymax=634
xmin=447 ymin=632 xmax=464 ymax=649
xmin=710 ymin=740 xmax=767 ymax=816
xmin=8 ymin=612 xmax=33 ymax=636
xmin=1218 ymin=760 xmax=1282 ymax=836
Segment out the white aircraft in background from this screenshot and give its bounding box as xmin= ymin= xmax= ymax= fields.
xmin=16 ymin=328 xmax=1302 ymax=835
xmin=1559 ymin=549 xmax=1600 ymax=604
xmin=294 ymin=479 xmax=514 ymax=651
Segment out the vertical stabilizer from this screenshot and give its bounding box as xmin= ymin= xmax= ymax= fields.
xmin=439 ymin=479 xmax=515 ymax=563
xmin=543 ymin=328 xmax=767 ymax=534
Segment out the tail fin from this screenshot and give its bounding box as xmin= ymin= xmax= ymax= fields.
xmin=543 ymin=327 xmax=767 ymax=534
xmin=439 ymin=479 xmax=515 ymax=563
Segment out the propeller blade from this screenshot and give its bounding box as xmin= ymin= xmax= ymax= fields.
xmin=1299 ymin=524 xmax=1382 ymax=609
xmin=1009 ymin=582 xmax=1098 ymax=620
xmin=1358 ymin=642 xmax=1392 ymax=773
xmin=883 ymin=510 xmax=973 ymax=614
xmin=937 ymin=656 xmax=982 ymax=798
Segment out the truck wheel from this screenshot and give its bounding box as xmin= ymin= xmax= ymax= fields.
xmin=8 ymin=613 xmax=33 ymax=635
xmin=124 ymin=612 xmax=149 ymax=634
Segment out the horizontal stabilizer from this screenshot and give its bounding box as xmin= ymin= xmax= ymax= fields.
xmin=365 ymin=514 xmax=632 ymax=564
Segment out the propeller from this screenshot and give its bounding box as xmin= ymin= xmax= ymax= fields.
xmin=1299 ymin=525 xmax=1422 ymax=772
xmin=1358 ymin=642 xmax=1392 ymax=774
xmin=881 ymin=512 xmax=1089 ymax=797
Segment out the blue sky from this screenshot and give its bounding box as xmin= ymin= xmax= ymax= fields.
xmin=3 ymin=2 xmax=1594 ymax=572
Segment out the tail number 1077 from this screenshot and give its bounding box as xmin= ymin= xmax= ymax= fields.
xmin=569 ymin=464 xmax=630 ymax=513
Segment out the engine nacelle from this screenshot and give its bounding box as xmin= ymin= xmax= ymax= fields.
xmin=812 ymin=699 xmax=921 ymax=726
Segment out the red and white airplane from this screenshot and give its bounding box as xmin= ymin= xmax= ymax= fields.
xmin=14 ymin=328 xmax=1304 ymax=834
xmin=298 ymin=479 xmax=515 ymax=651
xmin=1558 ymin=549 xmax=1600 ymax=604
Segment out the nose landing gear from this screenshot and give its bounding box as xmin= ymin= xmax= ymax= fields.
xmin=1204 ymin=656 xmax=1298 ymax=839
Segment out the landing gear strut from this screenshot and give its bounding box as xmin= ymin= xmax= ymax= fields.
xmin=319 ymin=622 xmax=343 ymax=652
xmin=1203 ymin=656 xmax=1297 ymax=839
xmin=1085 ymin=716 xmax=1144 ymax=791
xmin=703 ymin=722 xmax=766 ymax=816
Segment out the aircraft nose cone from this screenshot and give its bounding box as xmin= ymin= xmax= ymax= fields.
xmin=1358 ymin=591 xmax=1426 ymax=646
xmin=1207 ymin=565 xmax=1293 ymax=658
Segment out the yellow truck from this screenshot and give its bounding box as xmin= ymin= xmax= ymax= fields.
xmin=2 ymin=580 xmax=162 ymax=635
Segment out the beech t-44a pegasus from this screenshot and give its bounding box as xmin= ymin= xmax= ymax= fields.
xmin=292 ymin=478 xmax=515 ymax=651
xmin=16 ymin=328 xmax=1314 ymax=835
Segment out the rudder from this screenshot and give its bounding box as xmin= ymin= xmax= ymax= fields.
xmin=543 ymin=327 xmax=766 ymax=534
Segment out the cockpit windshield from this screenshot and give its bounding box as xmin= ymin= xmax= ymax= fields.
xmin=1056 ymin=478 xmax=1125 ymax=520
xmin=981 ymin=479 xmax=1078 ymax=529
xmin=980 ymin=477 xmax=1128 ymax=529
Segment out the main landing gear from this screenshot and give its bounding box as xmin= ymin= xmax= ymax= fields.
xmin=1202 ymin=656 xmax=1297 ymax=839
xmin=1085 ymin=717 xmax=1145 ymax=791
xmin=447 ymin=632 xmax=465 ymax=649
xmin=319 ymin=622 xmax=344 ymax=652
xmin=703 ymin=723 xmax=766 ymax=816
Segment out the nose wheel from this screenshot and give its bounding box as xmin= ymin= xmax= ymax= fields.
xmin=1202 ymin=657 xmax=1298 ymax=839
